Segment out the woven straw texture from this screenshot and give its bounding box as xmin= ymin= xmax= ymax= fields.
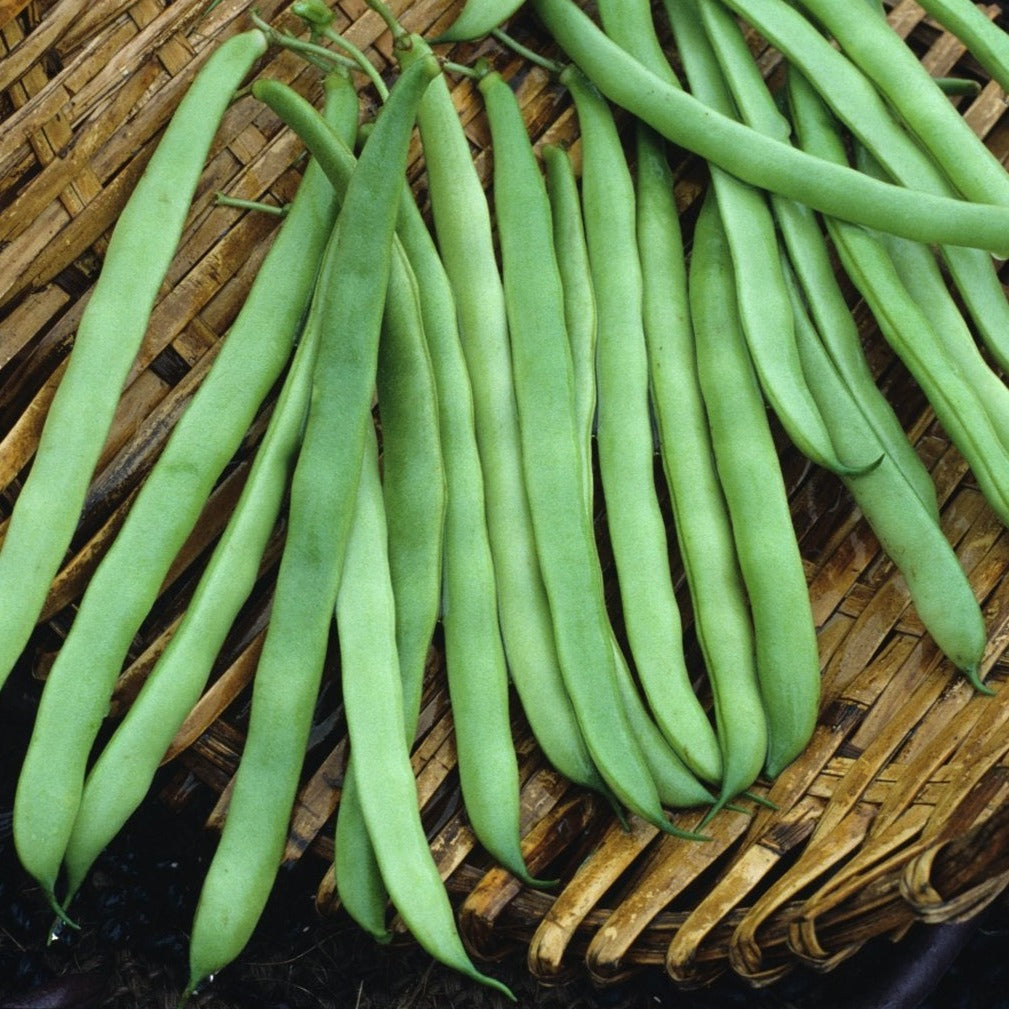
xmin=3 ymin=0 xmax=1009 ymax=991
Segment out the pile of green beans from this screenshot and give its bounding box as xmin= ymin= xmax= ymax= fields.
xmin=7 ymin=0 xmax=1009 ymax=999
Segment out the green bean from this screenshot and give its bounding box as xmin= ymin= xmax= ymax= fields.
xmin=689 ymin=192 xmax=820 ymax=780
xmin=561 ymin=63 xmax=723 ymax=786
xmin=788 ymin=263 xmax=989 ymax=687
xmin=712 ymin=0 xmax=1009 ymax=378
xmin=786 ymin=66 xmax=1009 ymax=530
xmin=0 ymin=29 xmax=266 ymax=699
xmin=336 ymin=422 xmax=513 ymax=999
xmin=435 ymin=0 xmax=524 ymax=42
xmin=692 ymin=0 xmax=938 ymax=520
xmin=401 ymin=33 xmax=630 ymax=851
xmin=9 ymin=29 xmax=273 ymax=915
xmin=527 ymin=0 xmax=1009 ymax=256
xmin=541 ymin=143 xmax=596 ymax=511
xmin=256 ymin=58 xmax=601 ymax=860
xmin=182 ymin=48 xmax=440 ymax=1000
xmin=687 ymin=192 xmax=771 ymax=804
xmin=56 ymin=69 xmax=359 ymax=913
xmin=913 ymin=0 xmax=1009 ymax=94
xmin=336 ymin=213 xmax=446 ymax=942
xmin=661 ymin=0 xmax=865 ymax=475
xmin=794 ymin=0 xmax=1009 ymax=209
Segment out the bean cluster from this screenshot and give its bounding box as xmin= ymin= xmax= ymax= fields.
xmin=3 ymin=0 xmax=1009 ymax=1000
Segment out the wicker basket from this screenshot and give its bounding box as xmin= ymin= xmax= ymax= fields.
xmin=3 ymin=0 xmax=1009 ymax=992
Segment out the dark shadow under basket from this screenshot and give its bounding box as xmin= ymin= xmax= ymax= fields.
xmin=3 ymin=0 xmax=1009 ymax=992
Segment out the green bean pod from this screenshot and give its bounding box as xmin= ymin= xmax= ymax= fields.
xmin=402 ymin=39 xmax=628 ymax=852
xmin=795 ymin=0 xmax=1009 ymax=209
xmin=561 ymin=63 xmax=723 ymax=786
xmin=335 ymin=227 xmax=446 ymax=941
xmin=788 ymin=266 xmax=988 ymax=686
xmin=12 ymin=29 xmax=297 ymax=914
xmin=182 ymin=48 xmax=440 ymax=999
xmin=0 ymin=28 xmax=267 ymax=696
xmin=435 ymin=0 xmax=524 ymax=41
xmin=712 ymin=0 xmax=1009 ymax=377
xmin=541 ymin=142 xmax=597 ymax=512
xmin=786 ymin=67 xmax=1009 ymax=529
xmin=661 ymin=0 xmax=864 ymax=476
xmin=691 ymin=0 xmax=938 ymax=520
xmin=687 ymin=193 xmax=771 ymax=803
xmin=690 ymin=194 xmax=820 ymax=780
xmin=527 ymin=0 xmax=1009 ymax=256
xmin=336 ymin=423 xmax=512 ymax=999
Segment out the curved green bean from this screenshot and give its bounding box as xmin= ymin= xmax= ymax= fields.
xmin=789 ymin=266 xmax=988 ymax=686
xmin=527 ymin=0 xmax=1009 ymax=256
xmin=10 ymin=28 xmax=271 ymax=915
xmin=787 ymin=66 xmax=1009 ymax=529
xmin=913 ymin=0 xmax=1009 ymax=95
xmin=711 ymin=0 xmax=1009 ymax=378
xmin=183 ymin=48 xmax=440 ymax=999
xmin=795 ymin=0 xmax=1009 ymax=209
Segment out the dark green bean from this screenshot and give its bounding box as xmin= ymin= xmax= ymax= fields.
xmin=182 ymin=48 xmax=440 ymax=999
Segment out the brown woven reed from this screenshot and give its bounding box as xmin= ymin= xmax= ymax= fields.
xmin=4 ymin=0 xmax=1009 ymax=991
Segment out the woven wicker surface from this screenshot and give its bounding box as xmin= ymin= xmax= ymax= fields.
xmin=3 ymin=0 xmax=1009 ymax=993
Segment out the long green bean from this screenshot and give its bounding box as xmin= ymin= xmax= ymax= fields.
xmin=11 ymin=29 xmax=274 ymax=915
xmin=562 ymin=62 xmax=723 ymax=786
xmin=182 ymin=48 xmax=439 ymax=999
xmin=687 ymin=191 xmax=771 ymax=806
xmin=527 ymin=0 xmax=1009 ymax=255
xmin=0 ymin=29 xmax=266 ymax=700
xmin=336 ymin=422 xmax=512 ymax=998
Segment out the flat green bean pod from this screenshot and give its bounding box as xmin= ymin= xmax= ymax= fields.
xmin=435 ymin=0 xmax=524 ymax=41
xmin=688 ymin=192 xmax=771 ymax=807
xmin=527 ymin=0 xmax=1009 ymax=256
xmin=11 ymin=28 xmax=270 ymax=914
xmin=0 ymin=29 xmax=266 ymax=698
xmin=789 ymin=267 xmax=988 ymax=686
xmin=183 ymin=48 xmax=440 ymax=999
xmin=562 ymin=62 xmax=723 ymax=788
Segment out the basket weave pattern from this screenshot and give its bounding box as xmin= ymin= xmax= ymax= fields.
xmin=3 ymin=0 xmax=1009 ymax=990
